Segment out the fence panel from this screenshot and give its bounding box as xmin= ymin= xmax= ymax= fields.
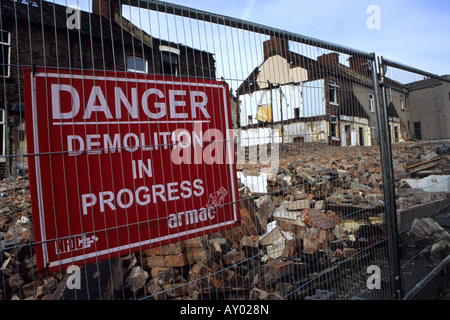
xmin=1 ymin=0 xmax=447 ymax=301
xmin=378 ymin=57 xmax=450 ymax=300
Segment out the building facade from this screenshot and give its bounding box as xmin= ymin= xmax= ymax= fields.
xmin=237 ymin=37 xmax=372 ymax=147
xmin=407 ymin=75 xmax=450 ymax=141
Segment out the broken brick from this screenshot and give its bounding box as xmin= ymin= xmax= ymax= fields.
xmin=222 ymin=250 xmax=247 ymax=265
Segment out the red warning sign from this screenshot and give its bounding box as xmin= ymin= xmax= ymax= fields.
xmin=23 ymin=68 xmax=240 ymax=273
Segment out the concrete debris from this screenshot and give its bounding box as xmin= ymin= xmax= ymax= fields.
xmin=404 ymin=217 xmax=450 ymax=263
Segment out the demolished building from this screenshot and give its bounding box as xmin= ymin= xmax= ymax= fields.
xmin=235 ymin=37 xmax=417 ymax=148
xmin=236 ymin=37 xmax=374 ymax=147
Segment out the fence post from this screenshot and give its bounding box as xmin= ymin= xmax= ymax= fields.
xmin=370 ymin=54 xmax=402 ymax=300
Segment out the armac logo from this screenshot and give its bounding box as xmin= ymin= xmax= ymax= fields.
xmin=168 ymin=187 xmax=228 ymax=228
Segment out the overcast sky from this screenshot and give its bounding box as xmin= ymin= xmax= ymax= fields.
xmin=54 ymin=0 xmax=449 ymax=77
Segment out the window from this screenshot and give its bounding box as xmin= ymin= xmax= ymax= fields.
xmin=371 ymin=123 xmax=376 ymax=139
xmin=400 ymin=95 xmax=405 ymax=110
xmin=0 ymin=31 xmax=11 ymax=78
xmin=127 ymin=56 xmax=148 ymax=73
xmin=328 ymin=81 xmax=338 ymax=105
xmin=414 ymin=122 xmax=422 ymax=140
xmin=394 ymin=126 xmax=399 ymax=143
xmin=359 ymin=127 xmax=364 ymax=146
xmin=294 ymin=107 xmax=300 ymax=120
xmin=369 ymin=94 xmax=375 ymax=112
xmin=330 ymin=115 xmax=338 ymax=137
xmin=160 ymin=46 xmax=180 ymax=76
xmin=0 ymin=110 xmax=5 ymax=160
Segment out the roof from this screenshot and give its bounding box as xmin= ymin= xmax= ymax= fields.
xmin=387 ymin=102 xmax=400 ymax=118
xmin=237 ymin=49 xmax=374 ymax=96
xmin=1 ymin=0 xmax=133 ymax=44
xmin=1 ymin=0 xmax=216 ymax=59
xmin=340 ymin=92 xmax=370 ymax=119
xmin=237 ymin=52 xmax=325 ymax=95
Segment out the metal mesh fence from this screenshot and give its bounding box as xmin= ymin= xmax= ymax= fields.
xmin=0 ymin=0 xmax=448 ymax=301
xmin=378 ymin=57 xmax=450 ymax=299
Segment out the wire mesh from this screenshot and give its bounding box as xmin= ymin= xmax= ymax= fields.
xmin=379 ymin=57 xmax=450 ymax=299
xmin=0 ymin=0 xmax=447 ymax=301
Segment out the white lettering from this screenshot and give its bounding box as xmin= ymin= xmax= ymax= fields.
xmin=167 ymin=206 xmax=216 ymax=229
xmin=117 ymin=189 xmax=133 ymax=209
xmin=131 ymin=159 xmax=153 ymax=180
xmin=180 ymin=180 xmax=192 ymax=199
xmin=115 ymin=87 xmax=138 ymax=119
xmin=99 ymin=191 xmax=116 ymax=212
xmin=86 ymin=134 xmax=101 ymax=155
xmin=135 ymin=186 xmax=151 ymax=206
xmin=167 ymin=182 xmax=180 ymax=201
xmin=104 ymin=134 xmax=121 ymax=154
xmin=141 ymin=88 xmax=166 ymax=119
xmin=193 ymin=179 xmax=204 ymax=197
xmin=123 ymin=133 xmax=139 ymax=152
xmin=152 ymin=184 xmax=167 ymax=203
xmin=79 ymin=179 xmax=204 ymax=216
xmin=52 ymin=84 xmax=80 ymax=119
xmin=84 ymin=86 xmax=112 ymax=119
xmin=82 ymin=194 xmax=97 ymax=215
xmin=169 ymin=90 xmax=188 ymax=119
xmin=190 ymin=91 xmax=210 ymax=119
xmin=54 ymin=86 xmax=212 ymax=121
xmin=67 ymin=135 xmax=84 ymax=156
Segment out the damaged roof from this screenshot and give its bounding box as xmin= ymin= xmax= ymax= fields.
xmin=237 ymin=45 xmax=374 ymax=97
xmin=340 ymin=91 xmax=370 ymax=119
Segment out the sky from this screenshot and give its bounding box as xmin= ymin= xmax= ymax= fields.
xmin=51 ymin=0 xmax=450 ymax=80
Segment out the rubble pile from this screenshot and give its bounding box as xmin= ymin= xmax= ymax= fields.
xmin=0 ymin=140 xmax=449 ymax=300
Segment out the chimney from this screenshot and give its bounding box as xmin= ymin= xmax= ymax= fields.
xmin=263 ymin=36 xmax=289 ymax=60
xmin=348 ymin=56 xmax=370 ymax=75
xmin=92 ymin=0 xmax=121 ymax=21
xmin=317 ymin=52 xmax=339 ymax=66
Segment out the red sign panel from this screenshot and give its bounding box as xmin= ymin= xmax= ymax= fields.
xmin=23 ymin=68 xmax=240 ymax=273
